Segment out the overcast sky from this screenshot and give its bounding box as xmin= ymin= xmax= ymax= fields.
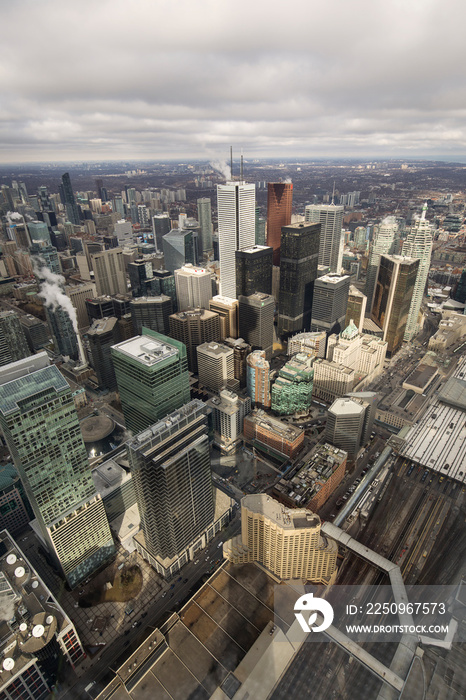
xmin=2 ymin=0 xmax=466 ymax=163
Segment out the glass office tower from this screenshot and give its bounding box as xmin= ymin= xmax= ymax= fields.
xmin=111 ymin=328 xmax=191 ymax=434
xmin=0 ymin=353 xmax=114 ymax=587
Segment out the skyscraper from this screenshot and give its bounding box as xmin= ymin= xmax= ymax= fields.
xmin=209 ymin=295 xmax=238 ymax=339
xmin=169 ymin=308 xmax=220 ymax=373
xmin=111 ymin=328 xmax=191 ymax=434
xmin=246 ymin=350 xmax=271 ymax=408
xmin=0 ymin=353 xmax=114 ymax=587
xmin=364 ymin=216 xmax=399 ymax=314
xmin=27 ymin=220 xmax=51 ymax=245
xmin=235 ymin=245 xmax=273 ymax=297
xmin=0 ymin=311 xmax=30 ymax=367
xmin=217 ymin=181 xmax=255 ymax=298
xmin=371 ymin=254 xmax=419 ymax=356
xmin=325 ymin=397 xmax=366 ymax=459
xmin=402 ymin=204 xmax=433 ymax=341
xmin=174 ymin=264 xmax=213 ymax=311
xmin=345 ymin=285 xmax=367 ymax=333
xmin=87 ymin=317 xmax=119 ymax=391
xmin=45 ymin=306 xmax=79 ymax=360
xmin=310 ymin=273 xmax=350 ymax=335
xmin=266 ymin=182 xmax=293 ymax=265
xmin=130 ymin=295 xmax=173 ymax=335
xmin=238 ymin=293 xmax=275 ymax=360
xmin=197 ymin=198 xmax=213 ymax=253
xmin=128 ymin=400 xmax=215 ymax=579
xmin=197 ymin=342 xmax=234 ymax=392
xmin=305 ymin=203 xmax=344 ymax=272
xmin=30 ymin=241 xmax=62 ymax=276
xmin=92 ymin=248 xmax=127 ymax=297
xmin=128 ymin=259 xmax=154 ymax=297
xmin=60 ymin=173 xmax=80 ymax=226
xmin=152 ymin=214 xmax=171 ymax=253
xmin=278 ymin=222 xmax=320 ymax=336
xmin=162 ymin=228 xmax=195 ymax=273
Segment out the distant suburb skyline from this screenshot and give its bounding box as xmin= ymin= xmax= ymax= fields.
xmin=1 ymin=0 xmax=466 ymax=164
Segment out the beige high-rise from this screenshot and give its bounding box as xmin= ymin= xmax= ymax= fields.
xmin=224 ymin=494 xmax=337 ymax=583
xmin=91 ymin=248 xmax=127 ymax=296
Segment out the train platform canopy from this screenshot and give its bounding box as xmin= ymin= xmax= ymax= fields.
xmin=400 ymin=357 xmax=466 ymax=483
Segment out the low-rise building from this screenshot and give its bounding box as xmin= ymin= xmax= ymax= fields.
xmin=273 ymin=443 xmax=347 ymax=512
xmin=428 ymin=311 xmax=466 ymax=353
xmin=243 ymin=409 xmax=304 ymax=459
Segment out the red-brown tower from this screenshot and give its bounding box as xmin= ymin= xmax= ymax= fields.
xmin=266 ymin=182 xmax=293 ymax=266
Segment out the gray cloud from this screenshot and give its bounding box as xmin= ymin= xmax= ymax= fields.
xmin=1 ymin=0 xmax=466 ymax=161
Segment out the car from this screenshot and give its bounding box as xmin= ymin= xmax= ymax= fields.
xmin=170 ymin=583 xmax=175 ymax=589
xmin=124 ymin=640 xmax=130 ymax=646
xmin=161 ymin=592 xmax=167 ymax=598
xmin=194 ymin=559 xmax=199 ymax=565
xmin=184 ymin=578 xmax=188 ymax=583
xmin=407 ymin=465 xmax=414 ymax=476
xmin=177 ymin=577 xmax=182 ymax=582
xmin=342 ymin=495 xmax=348 ymax=501
xmin=205 ymin=556 xmax=210 ymax=561
xmin=421 ymin=470 xmax=429 ymax=482
xmin=142 ymin=612 xmax=147 ymax=618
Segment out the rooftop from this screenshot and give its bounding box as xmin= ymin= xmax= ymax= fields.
xmin=246 ymin=410 xmax=303 ymax=440
xmin=210 ymin=295 xmax=238 ymax=307
xmin=402 ymin=363 xmax=438 ymax=391
xmin=111 ymin=335 xmax=178 ymax=367
xmin=126 ymin=399 xmax=206 ymax=452
xmin=439 ymin=376 xmax=466 ymax=411
xmin=87 ymin=317 xmax=118 ymax=336
xmin=273 ymin=443 xmax=347 ymax=508
xmin=316 ymin=273 xmax=350 ymax=285
xmin=329 ymin=398 xmax=365 ymax=416
xmin=239 ymin=245 xmax=271 ymax=254
xmin=197 ymin=342 xmax=233 ymax=357
xmin=92 ymin=458 xmax=131 ymax=495
xmin=0 ymin=530 xmax=75 ymax=690
xmin=0 ymin=360 xmax=68 ymax=416
xmin=242 ymin=494 xmax=321 ymax=530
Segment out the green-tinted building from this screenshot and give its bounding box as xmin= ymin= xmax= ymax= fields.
xmin=111 ymin=328 xmax=191 ymax=434
xmin=271 ymin=352 xmax=315 ymax=415
xmin=0 ymin=353 xmax=114 ymax=587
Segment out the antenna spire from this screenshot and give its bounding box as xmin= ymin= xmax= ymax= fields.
xmin=230 ymin=146 xmax=233 ymax=181
xmin=331 ymin=181 xmax=335 ymax=204
xmin=240 ymin=150 xmax=243 ymax=182
xmin=421 ymin=202 xmax=427 ymax=221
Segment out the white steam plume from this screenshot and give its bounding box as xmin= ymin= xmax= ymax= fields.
xmin=210 ymin=160 xmax=231 ymax=181
xmin=0 ymin=596 xmax=16 ymax=622
xmin=32 ymin=259 xmax=78 ymax=333
xmin=6 ymin=211 xmax=23 ymax=223
xmin=283 ymin=178 xmax=292 ymax=184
